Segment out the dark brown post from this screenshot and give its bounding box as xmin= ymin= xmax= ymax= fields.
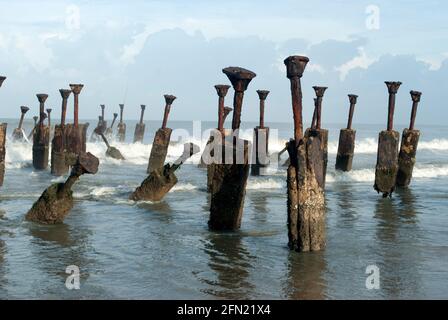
xmin=26 ymin=152 xmax=99 ymax=224
xmin=12 ymin=106 xmax=30 ymax=142
xmin=374 ymin=81 xmax=402 ymax=197
xmin=28 ymin=116 xmax=38 ymax=140
xmin=311 ymin=98 xmax=317 ymax=129
xmin=105 ymin=112 xmax=118 ymax=137
xmin=284 ymin=55 xmax=325 ymax=252
xmin=99 ymin=105 xmax=107 ymax=133
xmin=396 ymin=90 xmax=422 ymax=187
xmin=51 ymin=89 xmax=71 ymax=176
xmin=33 ymin=94 xmax=50 ymax=170
xmin=313 ymin=86 xmax=327 ymax=130
xmin=215 ymin=85 xmax=231 ymax=133
xmin=133 ymin=105 xmax=146 ymax=143
xmin=336 ymin=94 xmax=358 ymax=171
xmin=0 ymin=76 xmax=6 ymax=187
xmin=46 ymin=108 xmax=52 ymax=128
xmin=208 ymin=66 xmax=256 ymax=231
xmin=131 ymin=143 xmax=200 ymax=201
xmin=117 ymin=104 xmax=126 ymax=142
xmin=66 ymin=84 xmax=85 ymax=161
xmin=70 ymin=84 xmax=83 ymax=128
xmin=147 ymin=95 xmax=176 ymax=173
xmin=251 ymin=90 xmax=270 ymax=176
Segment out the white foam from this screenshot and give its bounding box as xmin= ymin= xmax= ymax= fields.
xmin=170 ymin=183 xmax=198 ymax=192
xmin=247 ymin=178 xmax=285 ymax=190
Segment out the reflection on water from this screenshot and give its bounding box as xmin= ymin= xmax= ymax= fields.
xmin=200 ymin=233 xmax=255 ymax=299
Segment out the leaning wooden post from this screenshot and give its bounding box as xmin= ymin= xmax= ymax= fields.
xmin=208 ymin=67 xmax=255 ymax=231
xmin=117 ymin=104 xmax=126 ymax=142
xmin=12 ymin=106 xmax=30 ymax=142
xmin=133 ymin=105 xmax=146 ymax=143
xmin=251 ymin=90 xmax=270 ymax=176
xmin=0 ymin=76 xmax=7 ymax=187
xmin=335 ymin=94 xmax=358 ymax=172
xmin=130 ymin=143 xmax=200 ymax=201
xmin=147 ymin=95 xmax=176 ymax=173
xmin=33 ymin=94 xmax=50 ymax=170
xmin=284 ymin=55 xmax=325 ymax=252
xmin=26 ymin=152 xmax=99 ymax=224
xmin=396 ymin=90 xmax=422 ymax=187
xmin=374 ymin=81 xmax=402 ymax=197
xmin=105 ymin=112 xmax=118 ymax=138
xmin=51 ymin=89 xmax=71 ymax=176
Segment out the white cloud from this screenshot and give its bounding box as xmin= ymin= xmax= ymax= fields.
xmin=335 ymin=47 xmax=376 ymax=80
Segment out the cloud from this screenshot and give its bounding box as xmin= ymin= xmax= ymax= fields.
xmin=336 ymin=47 xmax=376 ymax=80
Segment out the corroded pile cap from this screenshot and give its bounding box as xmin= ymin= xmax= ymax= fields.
xmin=284 ymin=55 xmax=309 ymax=78
xmin=164 ymin=94 xmax=177 ymax=105
xmin=78 ymin=152 xmax=99 ymax=174
xmin=222 ymin=67 xmax=256 ymax=92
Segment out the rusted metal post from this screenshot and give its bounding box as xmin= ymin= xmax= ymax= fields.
xmin=251 ymin=90 xmax=270 ymax=176
xmin=0 ymin=76 xmax=6 ymax=187
xmin=99 ymin=104 xmax=107 ymax=133
xmin=396 ymin=90 xmax=422 ymax=187
xmin=51 ymin=89 xmax=71 ymax=176
xmin=12 ymin=106 xmax=30 ymax=142
xmin=133 ymin=105 xmax=146 ymax=143
xmin=284 ymin=55 xmax=325 ymax=252
xmin=46 ymin=108 xmax=52 ymax=128
xmin=208 ymin=67 xmax=255 ymax=231
xmin=147 ymin=95 xmax=176 ymax=173
xmin=130 ymin=143 xmax=200 ymax=201
xmin=215 ymin=85 xmax=231 ymax=133
xmin=105 ymin=112 xmax=118 ymax=138
xmin=33 ymin=94 xmax=50 ymax=170
xmin=336 ymin=94 xmax=358 ymax=172
xmin=117 ymin=104 xmax=126 ymax=142
xmin=95 ymin=127 xmax=125 ymax=160
xmin=311 ymin=98 xmax=317 ymax=129
xmin=65 ymin=84 xmax=85 ymax=163
xmin=26 ymin=152 xmax=99 ymax=224
xmin=374 ymin=81 xmax=402 ymax=197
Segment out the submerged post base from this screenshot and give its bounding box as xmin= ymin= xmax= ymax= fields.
xmin=396 ymin=129 xmax=420 ymax=187
xmin=147 ymin=128 xmax=172 ymax=174
xmin=374 ymin=130 xmax=400 ymax=197
xmin=251 ymin=127 xmax=270 ymax=176
xmin=335 ymin=128 xmax=356 ymax=172
xmin=130 ymin=166 xmax=178 ymax=202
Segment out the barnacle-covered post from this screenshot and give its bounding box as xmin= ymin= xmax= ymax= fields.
xmin=208 ymin=67 xmax=255 ymax=231
xmin=147 ymin=95 xmax=176 ymax=173
xmin=396 ymin=90 xmax=422 ymax=187
xmin=12 ymin=106 xmax=30 ymax=142
xmin=374 ymin=81 xmax=402 ymax=197
xmin=133 ymin=105 xmax=146 ymax=143
xmin=117 ymin=104 xmax=126 ymax=142
xmin=251 ymin=90 xmax=270 ymax=176
xmin=51 ymin=89 xmax=71 ymax=176
xmin=33 ymin=94 xmax=50 ymax=170
xmin=335 ymin=95 xmax=358 ymax=172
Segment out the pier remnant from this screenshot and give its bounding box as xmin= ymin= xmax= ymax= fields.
xmin=396 ymin=90 xmax=422 ymax=187
xmin=208 ymin=67 xmax=255 ymax=231
xmin=284 ymin=55 xmax=325 ymax=252
xmin=147 ymin=95 xmax=176 ymax=173
xmin=26 ymin=152 xmax=99 ymax=224
xmin=133 ymin=105 xmax=146 ymax=143
xmin=95 ymin=127 xmax=125 ymax=160
xmin=65 ymin=84 xmax=87 ymax=163
xmin=335 ymin=94 xmax=358 ymax=172
xmin=100 ymin=105 xmax=107 ymax=133
xmin=0 ymin=76 xmax=6 ymax=186
xmin=105 ymin=113 xmax=118 ymax=138
xmin=28 ymin=116 xmax=38 ymax=140
xmin=374 ymin=81 xmax=402 ymax=197
xmin=51 ymin=89 xmax=71 ymax=176
xmin=251 ymin=90 xmax=270 ymax=176
xmin=117 ymin=104 xmax=126 ymax=142
xmin=12 ymin=106 xmax=30 ymax=142
xmin=32 ymin=94 xmax=50 ymax=170
xmin=130 ymin=143 xmax=199 ymax=201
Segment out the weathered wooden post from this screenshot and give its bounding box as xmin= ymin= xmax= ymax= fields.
xmin=26 ymin=152 xmax=99 ymax=224
xmin=105 ymin=113 xmax=118 ymax=138
xmin=32 ymin=94 xmax=50 ymax=170
xmin=374 ymin=81 xmax=402 ymax=197
xmin=28 ymin=116 xmax=38 ymax=140
xmin=208 ymin=67 xmax=255 ymax=231
xmin=0 ymin=76 xmax=6 ymax=187
xmin=147 ymin=95 xmax=176 ymax=173
xmin=284 ymin=55 xmax=325 ymax=252
xmin=51 ymin=89 xmax=71 ymax=176
xmin=251 ymin=90 xmax=270 ymax=176
xmin=396 ymin=90 xmax=422 ymax=187
xmin=335 ymin=94 xmax=358 ymax=172
xmin=95 ymin=127 xmax=125 ymax=160
xmin=65 ymin=84 xmax=85 ymax=163
xmin=133 ymin=105 xmax=146 ymax=143
xmin=130 ymin=143 xmax=200 ymax=201
xmin=117 ymin=104 xmax=126 ymax=142
xmin=12 ymin=106 xmax=30 ymax=142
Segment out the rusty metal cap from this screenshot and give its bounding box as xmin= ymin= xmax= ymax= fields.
xmin=69 ymin=84 xmax=84 ymax=94
xmin=410 ymin=90 xmax=422 ymax=102
xmin=119 ymin=104 xmax=124 ymax=109
xmin=214 ymin=84 xmax=231 ymax=97
xmin=256 ymin=90 xmax=270 ymax=100
xmin=59 ymin=89 xmax=72 ymax=99
xmin=141 ymin=105 xmax=146 ymax=110
xmin=20 ymin=106 xmax=29 ymax=113
xmin=222 ymin=67 xmax=256 ymax=92
xmin=0 ymin=76 xmax=6 ymax=87
xmin=385 ymin=81 xmax=402 ymax=94
xmin=100 ymin=104 xmax=105 ymax=109
xmin=348 ymin=94 xmax=358 ymax=104
xmin=164 ymin=94 xmax=177 ymax=105
xmin=312 ymin=86 xmax=328 ymax=98
xmin=36 ymin=94 xmax=49 ymax=103
xmin=284 ymin=56 xmax=309 ymax=79
xmin=113 ymin=113 xmax=118 ymax=118
xmin=46 ymin=108 xmax=52 ymax=113
xmin=78 ymin=152 xmax=99 ymax=174
xmin=223 ymin=106 xmax=233 ymax=117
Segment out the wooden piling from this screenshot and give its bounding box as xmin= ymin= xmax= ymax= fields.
xmin=335 ymin=94 xmax=358 ymax=172
xmin=133 ymin=105 xmax=146 ymax=143
xmin=251 ymin=90 xmax=270 ymax=176
xmin=117 ymin=104 xmax=126 ymax=142
xmin=396 ymin=91 xmax=422 ymax=187
xmin=374 ymin=81 xmax=402 ymax=197
xmin=32 ymin=94 xmax=50 ymax=170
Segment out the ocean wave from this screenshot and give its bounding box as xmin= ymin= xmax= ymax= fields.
xmin=170 ymin=183 xmax=198 ymax=192
xmin=247 ymin=178 xmax=285 ymax=190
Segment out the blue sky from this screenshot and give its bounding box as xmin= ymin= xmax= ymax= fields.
xmin=0 ymin=0 xmax=447 ymax=125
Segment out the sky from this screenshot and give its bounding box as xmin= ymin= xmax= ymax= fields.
xmin=0 ymin=0 xmax=447 ymax=126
